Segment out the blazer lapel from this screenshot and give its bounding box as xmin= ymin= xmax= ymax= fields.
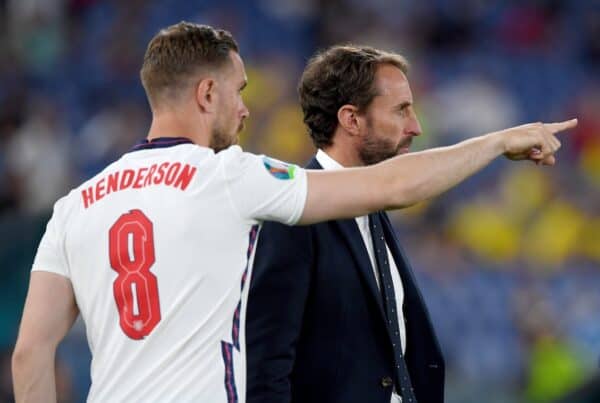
xmin=332 ymin=219 xmax=387 ymax=323
xmin=305 ymin=157 xmax=321 ymax=169
xmin=380 ymin=212 xmax=445 ymax=357
xmin=305 ymin=156 xmax=387 ymax=323
xmin=380 ymin=213 xmax=419 ymax=297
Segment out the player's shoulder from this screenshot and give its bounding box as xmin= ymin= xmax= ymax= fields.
xmin=219 ymin=145 xmax=301 ymax=181
xmin=217 ymin=144 xmax=258 ymax=162
xmin=216 ymin=145 xmax=262 ymax=173
xmin=49 ymin=157 xmax=124 ymax=217
xmin=218 ymin=145 xmax=293 ymax=169
xmin=47 ymin=186 xmax=83 ymax=227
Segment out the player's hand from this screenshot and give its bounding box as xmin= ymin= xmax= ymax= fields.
xmin=500 ymin=119 xmax=577 ymax=165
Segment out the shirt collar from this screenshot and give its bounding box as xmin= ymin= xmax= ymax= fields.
xmin=315 ymin=149 xmax=345 ymax=170
xmin=129 ymin=137 xmax=194 ymax=153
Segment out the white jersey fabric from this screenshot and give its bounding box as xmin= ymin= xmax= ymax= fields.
xmin=32 ymin=139 xmax=307 ymax=403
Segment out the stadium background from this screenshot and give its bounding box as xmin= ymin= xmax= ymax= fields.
xmin=0 ymin=0 xmax=598 ymax=402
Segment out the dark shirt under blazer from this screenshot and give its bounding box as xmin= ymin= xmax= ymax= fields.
xmin=246 ymin=157 xmax=445 ymax=403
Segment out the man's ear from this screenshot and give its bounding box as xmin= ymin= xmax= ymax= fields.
xmin=196 ymin=78 xmax=217 ymax=113
xmin=337 ymin=104 xmax=362 ymax=136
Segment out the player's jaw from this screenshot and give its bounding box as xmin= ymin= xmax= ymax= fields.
xmin=209 ymin=116 xmax=246 ymax=151
xmin=231 ymin=116 xmax=247 ymax=145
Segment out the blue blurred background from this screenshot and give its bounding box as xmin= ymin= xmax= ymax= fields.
xmin=0 ymin=0 xmax=599 ymax=402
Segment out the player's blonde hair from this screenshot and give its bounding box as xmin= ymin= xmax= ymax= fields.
xmin=140 ymin=22 xmax=239 ymax=109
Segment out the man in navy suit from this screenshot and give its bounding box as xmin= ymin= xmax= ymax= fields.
xmin=247 ymin=45 xmax=445 ymax=403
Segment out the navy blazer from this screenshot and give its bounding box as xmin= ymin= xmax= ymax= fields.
xmin=246 ymin=158 xmax=444 ymax=403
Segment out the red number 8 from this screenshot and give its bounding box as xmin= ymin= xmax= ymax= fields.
xmin=109 ymin=209 xmax=161 ymax=339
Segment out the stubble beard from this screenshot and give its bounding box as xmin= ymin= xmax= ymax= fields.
xmin=358 ymin=131 xmax=411 ymax=166
xmin=209 ymin=128 xmax=231 ymax=152
xmin=210 ymin=120 xmax=243 ymax=153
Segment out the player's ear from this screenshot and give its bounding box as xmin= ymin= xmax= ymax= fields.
xmin=196 ymin=78 xmax=217 ymax=113
xmin=337 ymin=104 xmax=361 ymax=136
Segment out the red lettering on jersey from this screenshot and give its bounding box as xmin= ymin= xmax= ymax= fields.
xmin=96 ymin=178 xmax=106 ymax=201
xmin=165 ymin=163 xmax=181 ymax=186
xmin=120 ymin=169 xmax=135 ymax=189
xmin=83 ymin=162 xmax=197 ymax=208
xmin=144 ymin=164 xmax=157 ymax=187
xmin=174 ymin=164 xmax=197 ymax=191
xmin=154 ymin=162 xmax=169 ymax=185
xmin=82 ymin=187 xmax=94 ymax=208
xmin=107 ymin=172 xmax=119 ymax=195
xmin=133 ymin=167 xmax=148 ymax=189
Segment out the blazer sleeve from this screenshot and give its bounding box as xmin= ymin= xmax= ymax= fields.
xmin=246 ymin=220 xmax=314 ymax=403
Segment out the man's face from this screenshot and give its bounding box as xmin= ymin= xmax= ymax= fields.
xmin=357 ymin=64 xmax=422 ymax=165
xmin=210 ymin=51 xmax=249 ymax=152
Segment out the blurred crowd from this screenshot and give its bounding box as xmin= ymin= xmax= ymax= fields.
xmin=0 ymin=0 xmax=598 ymax=402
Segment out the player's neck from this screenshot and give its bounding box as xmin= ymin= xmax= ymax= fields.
xmin=147 ymin=112 xmax=210 ymax=147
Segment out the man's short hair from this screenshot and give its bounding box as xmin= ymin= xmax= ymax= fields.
xmin=298 ymin=45 xmax=409 ymax=148
xmin=140 ymin=22 xmax=239 ymax=109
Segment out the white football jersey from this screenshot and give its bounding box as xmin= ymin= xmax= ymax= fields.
xmin=31 ymin=138 xmax=307 ymax=403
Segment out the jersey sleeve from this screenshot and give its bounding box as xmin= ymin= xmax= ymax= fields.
xmin=31 ymin=199 xmax=70 ymax=278
xmin=221 ymin=146 xmax=308 ymax=225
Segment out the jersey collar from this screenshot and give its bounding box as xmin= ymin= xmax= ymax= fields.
xmin=129 ymin=137 xmax=194 ymax=152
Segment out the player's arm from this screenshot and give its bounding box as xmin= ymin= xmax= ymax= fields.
xmin=299 ymin=119 xmax=576 ymax=225
xmin=12 ymin=271 xmax=79 ymax=403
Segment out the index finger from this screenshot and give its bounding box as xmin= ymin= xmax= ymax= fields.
xmin=545 ymin=118 xmax=578 ymax=134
